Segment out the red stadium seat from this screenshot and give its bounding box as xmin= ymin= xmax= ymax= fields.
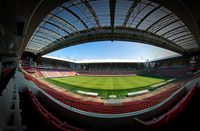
xmin=25 ymin=88 xmax=84 ymax=131
xmin=138 ymin=82 xmax=198 ymax=129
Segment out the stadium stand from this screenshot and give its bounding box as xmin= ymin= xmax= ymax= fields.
xmin=36 ymin=69 xmax=77 ymax=78
xmin=78 ymin=71 xmax=137 ymax=76
xmin=16 ymin=69 xmax=199 ymax=130
xmin=24 ymin=88 xmax=85 ymax=131
xmin=135 ymin=83 xmax=198 ymax=129
xmin=22 ymin=67 xmax=78 ymax=78
xmin=23 ymin=70 xmax=184 ymax=114
xmin=82 ymin=63 xmax=141 ymax=72
xmin=0 ymin=68 xmax=198 ymax=130
xmin=142 ymin=67 xmax=195 ymax=78
xmin=1 ymin=0 xmax=200 ymax=130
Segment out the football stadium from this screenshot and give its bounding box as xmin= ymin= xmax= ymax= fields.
xmin=0 ymin=0 xmax=200 ymax=131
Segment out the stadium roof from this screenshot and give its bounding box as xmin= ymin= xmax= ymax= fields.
xmin=43 ymin=55 xmax=146 ymax=63
xmin=22 ymin=0 xmax=200 ymax=56
xmin=1 ymin=0 xmax=200 ymax=60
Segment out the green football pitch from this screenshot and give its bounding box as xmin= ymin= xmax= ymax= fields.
xmin=45 ymin=75 xmax=170 ymax=98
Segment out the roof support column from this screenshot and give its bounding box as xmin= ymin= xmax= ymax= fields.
xmin=109 ymin=0 xmax=116 ymax=33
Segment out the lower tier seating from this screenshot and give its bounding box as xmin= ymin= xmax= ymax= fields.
xmin=24 ymin=88 xmax=85 ymax=131
xmin=23 ymin=71 xmax=180 ymax=114
xmin=135 ymin=83 xmax=198 ymax=129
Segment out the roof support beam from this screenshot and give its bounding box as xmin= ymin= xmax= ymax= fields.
xmin=180 ymin=42 xmax=194 ymax=46
xmin=68 ymin=1 xmax=96 ymax=28
xmin=29 ymin=46 xmax=45 ymax=51
xmin=31 ymin=38 xmax=50 ymax=44
xmin=176 ymin=37 xmax=193 ymax=43
xmin=178 ymin=40 xmax=195 ymax=46
xmin=128 ymin=2 xmax=152 ymax=27
xmin=160 ymin=25 xmax=185 ymax=37
xmin=181 ymin=44 xmax=196 ymax=49
xmin=61 ymin=6 xmax=89 ymax=29
xmin=109 ymin=0 xmax=116 ymax=33
xmin=177 ymin=39 xmax=193 ymax=45
xmin=146 ymin=13 xmax=173 ymax=31
xmin=43 ymin=20 xmax=70 ymax=34
xmin=174 ymin=37 xmax=192 ymax=44
xmin=36 ymin=31 xmax=58 ymax=40
xmin=151 ymin=0 xmax=200 ymax=48
xmin=39 ymin=27 xmax=63 ymax=37
xmin=165 ymin=31 xmax=189 ymax=39
xmin=29 ymin=42 xmax=45 ymax=47
xmin=154 ymin=19 xmax=180 ymax=34
xmin=123 ymin=0 xmax=141 ymax=27
xmin=81 ymin=0 xmax=100 ymax=27
xmin=29 ymin=43 xmax=46 ymax=47
xmin=171 ymin=34 xmax=191 ymax=41
xmin=19 ymin=0 xmax=66 ymax=57
xmin=31 ymin=38 xmax=49 ymax=44
xmin=51 ymin=14 xmax=79 ymax=33
xmin=39 ymin=27 xmax=186 ymax=56
xmin=34 ymin=34 xmax=55 ymax=42
xmin=136 ymin=5 xmax=162 ymax=28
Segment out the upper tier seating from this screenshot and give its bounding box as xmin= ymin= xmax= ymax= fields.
xmin=144 ymin=68 xmax=192 ymax=77
xmin=78 ymin=71 xmax=137 ymax=76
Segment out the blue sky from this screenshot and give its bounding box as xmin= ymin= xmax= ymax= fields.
xmin=44 ymin=41 xmax=181 ymax=61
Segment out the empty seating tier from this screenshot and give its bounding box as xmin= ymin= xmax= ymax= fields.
xmin=23 ymin=71 xmax=180 ymax=114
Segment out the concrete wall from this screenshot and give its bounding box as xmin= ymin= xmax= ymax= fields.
xmin=0 ymin=70 xmax=24 ymax=130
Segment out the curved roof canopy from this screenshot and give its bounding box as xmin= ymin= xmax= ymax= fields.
xmin=25 ymin=0 xmax=199 ymax=55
